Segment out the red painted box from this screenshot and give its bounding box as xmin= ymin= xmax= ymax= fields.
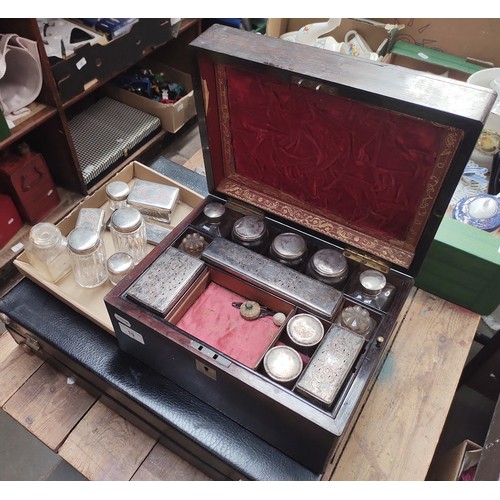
xmin=105 ymin=25 xmax=495 ymax=476
xmin=0 ymin=194 xmax=23 ymax=248
xmin=0 ymin=144 xmax=59 ymax=224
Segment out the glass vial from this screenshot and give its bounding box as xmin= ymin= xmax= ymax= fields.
xmin=107 ymin=252 xmax=135 ymax=286
xmin=25 ymin=222 xmax=71 ymax=283
xmin=306 ymin=248 xmax=348 ymax=288
xmin=269 ymin=232 xmax=307 ymax=269
xmin=110 ymin=207 xmax=148 ymax=264
xmin=67 ymin=228 xmax=108 ymax=288
xmin=106 ymin=181 xmax=130 ymax=211
xmin=232 ymin=214 xmax=269 ymax=253
xmin=350 ymin=269 xmax=396 ymax=311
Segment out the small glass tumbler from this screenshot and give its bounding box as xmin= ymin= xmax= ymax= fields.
xmin=25 ymin=222 xmax=71 ymax=283
xmin=110 ymin=207 xmax=148 ymax=264
xmin=67 ymin=228 xmax=108 ymax=288
xmin=106 ymin=181 xmax=130 ymax=211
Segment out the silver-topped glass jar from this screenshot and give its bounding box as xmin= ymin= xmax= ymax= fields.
xmin=349 ymin=269 xmax=396 ymax=311
xmin=231 ymin=215 xmax=268 ymax=253
xmin=263 ymin=345 xmax=303 ymax=386
xmin=110 ymin=207 xmax=148 ymax=264
xmin=306 ymin=248 xmax=348 ymax=288
xmin=107 ymin=252 xmax=135 ymax=286
xmin=269 ymin=232 xmax=307 ymax=269
xmin=200 ymin=202 xmax=226 ymax=237
xmin=25 ymin=222 xmax=71 ymax=283
xmin=67 ymin=228 xmax=108 ymax=288
xmin=287 ymin=313 xmax=325 ymax=352
xmin=105 ymin=181 xmax=130 ymax=211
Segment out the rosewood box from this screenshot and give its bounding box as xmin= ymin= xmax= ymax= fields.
xmin=104 ymin=25 xmax=494 ymax=476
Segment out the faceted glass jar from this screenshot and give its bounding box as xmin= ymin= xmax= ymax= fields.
xmin=25 ymin=222 xmax=71 ymax=283
xmin=110 ymin=207 xmax=148 ymax=264
xmin=106 ymin=181 xmax=130 ymax=211
xmin=67 ymin=228 xmax=108 ymax=288
xmin=107 ymin=252 xmax=135 ymax=286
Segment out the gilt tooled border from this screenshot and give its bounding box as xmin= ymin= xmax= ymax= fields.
xmin=214 ymin=63 xmax=462 ymax=269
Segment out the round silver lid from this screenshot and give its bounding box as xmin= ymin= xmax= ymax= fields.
xmin=67 ymin=228 xmax=100 ymax=255
xmin=107 ymin=252 xmax=134 ymax=276
xmin=232 ymin=215 xmax=267 ymax=241
xmin=106 ymin=181 xmax=130 ymax=201
xmin=263 ymin=345 xmax=303 ymax=383
xmin=111 ymin=207 xmax=143 ymax=233
xmin=203 ymin=202 xmax=226 ymax=221
xmin=287 ymin=313 xmax=324 ymax=347
xmin=271 ymin=233 xmax=307 ymax=260
xmin=310 ymin=248 xmax=348 ymax=278
xmin=359 ymin=269 xmax=386 ymax=296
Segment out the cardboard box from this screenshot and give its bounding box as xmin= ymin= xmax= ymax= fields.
xmin=14 ymin=161 xmax=204 ymax=333
xmin=105 ymin=60 xmax=196 ymax=134
xmin=427 ymin=439 xmax=482 ymax=481
xmin=266 ymin=18 xmax=403 ymax=57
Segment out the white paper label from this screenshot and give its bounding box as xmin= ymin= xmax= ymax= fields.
xmin=76 ymin=58 xmax=87 ymax=70
xmin=119 ymin=323 xmax=145 ymax=344
xmin=11 ymin=242 xmax=23 ymax=252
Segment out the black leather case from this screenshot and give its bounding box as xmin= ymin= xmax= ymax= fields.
xmin=0 ymin=278 xmax=318 ymax=481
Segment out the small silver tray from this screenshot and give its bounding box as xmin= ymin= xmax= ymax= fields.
xmin=295 ymin=324 xmax=365 ymax=407
xmin=201 ymin=238 xmax=341 ymax=319
xmin=125 ymin=246 xmax=205 ymax=315
xmin=127 ymin=179 xmax=180 ymax=224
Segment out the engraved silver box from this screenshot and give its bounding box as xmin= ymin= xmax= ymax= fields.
xmin=125 ymin=246 xmax=205 ymax=315
xmin=295 ymin=324 xmax=365 ymax=407
xmin=127 ymin=179 xmax=180 ymax=224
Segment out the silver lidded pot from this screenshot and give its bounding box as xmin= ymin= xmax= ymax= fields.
xmin=286 ymin=313 xmax=325 ymax=351
xmin=231 ymin=214 xmax=269 ymax=252
xmin=359 ymin=269 xmax=386 ymax=296
xmin=269 ymin=232 xmax=307 ymax=269
xmin=105 ymin=181 xmax=130 ymax=211
xmin=307 ymin=248 xmax=348 ymax=288
xmin=263 ymin=345 xmax=303 ymax=386
xmin=107 ymin=252 xmax=135 ymax=286
xmin=110 ymin=207 xmax=148 ymax=265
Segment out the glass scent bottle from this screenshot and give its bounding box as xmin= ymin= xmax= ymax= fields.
xmin=350 ymin=269 xmax=395 ymax=311
xmin=231 ymin=214 xmax=269 ymax=253
xmin=67 ymin=228 xmax=108 ymax=288
xmin=178 ymin=232 xmax=207 ymax=257
xmin=25 ymin=222 xmax=72 ymax=283
xmin=199 ymin=202 xmax=226 ymax=237
xmin=340 ymin=305 xmax=376 ymax=337
xmin=110 ymin=207 xmax=148 ymax=264
xmin=306 ymin=248 xmax=348 ymax=289
xmin=269 ymin=232 xmax=307 ymax=270
xmin=105 ymin=181 xmax=130 ymax=211
xmin=107 ymin=252 xmax=135 ymax=286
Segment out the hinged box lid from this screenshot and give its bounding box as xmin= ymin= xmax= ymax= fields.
xmin=190 ymin=25 xmax=495 ymax=276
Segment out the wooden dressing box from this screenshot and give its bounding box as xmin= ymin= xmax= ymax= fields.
xmin=104 ymin=25 xmax=494 ymax=475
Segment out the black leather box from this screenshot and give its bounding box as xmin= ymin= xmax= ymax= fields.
xmin=105 ymin=25 xmax=494 ymax=475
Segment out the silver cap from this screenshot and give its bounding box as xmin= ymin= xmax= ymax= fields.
xmin=271 ymin=233 xmax=307 ymax=260
xmin=203 ymin=202 xmax=226 ymax=221
xmin=106 ymin=181 xmax=130 ymax=202
xmin=111 ymin=207 xmax=143 ymax=233
xmin=359 ymin=269 xmax=386 ymax=296
xmin=263 ymin=345 xmax=303 ymax=383
xmin=287 ymin=313 xmax=324 ymax=347
xmin=68 ymin=228 xmax=100 ymax=255
xmin=310 ymin=249 xmax=348 ymax=278
xmin=232 ymin=215 xmax=267 ymax=241
xmin=107 ymin=252 xmax=135 ymax=276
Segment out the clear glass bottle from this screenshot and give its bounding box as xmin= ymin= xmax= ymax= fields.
xmin=110 ymin=207 xmax=148 ymax=264
xmin=106 ymin=181 xmax=130 ymax=211
xmin=67 ymin=228 xmax=108 ymax=288
xmin=349 ymin=269 xmax=396 ymax=311
xmin=107 ymin=252 xmax=135 ymax=286
xmin=25 ymin=222 xmax=71 ymax=283
xmin=199 ymin=202 xmax=225 ymax=237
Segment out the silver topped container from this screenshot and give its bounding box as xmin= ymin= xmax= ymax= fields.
xmin=307 ymin=248 xmax=348 ymax=288
xmin=287 ymin=313 xmax=325 ymax=350
xmin=67 ymin=227 xmax=108 ymax=288
xmin=263 ymin=345 xmax=303 ymax=386
xmin=204 ymin=202 xmax=226 ymax=222
xmin=269 ymin=232 xmax=307 ymax=269
xmin=349 ymin=269 xmax=396 ymax=311
xmin=110 ymin=207 xmax=148 ymax=264
xmin=360 ymin=270 xmax=386 ymax=296
xmin=105 ymin=181 xmax=130 ymax=211
xmin=231 ymin=214 xmax=268 ymax=252
xmin=107 ymin=252 xmax=135 ymax=285
xmin=127 ymin=179 xmax=180 ymax=224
